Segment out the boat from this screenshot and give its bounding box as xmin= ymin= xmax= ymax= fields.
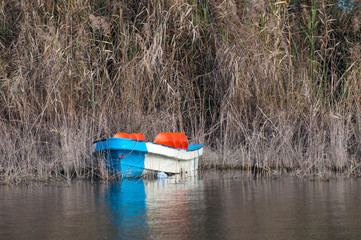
xmin=92 ymin=132 xmax=203 ymax=178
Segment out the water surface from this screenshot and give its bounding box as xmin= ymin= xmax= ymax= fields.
xmin=1 ymin=171 xmax=361 ymax=240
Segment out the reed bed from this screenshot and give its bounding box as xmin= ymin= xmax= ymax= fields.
xmin=1 ymin=0 xmax=361 ymax=184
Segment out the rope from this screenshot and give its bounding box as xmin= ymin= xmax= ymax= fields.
xmin=118 ymin=139 xmax=139 ymax=159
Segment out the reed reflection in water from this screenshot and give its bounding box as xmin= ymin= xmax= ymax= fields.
xmin=1 ymin=172 xmax=361 ymax=240
xmin=199 ymin=172 xmax=361 ymax=240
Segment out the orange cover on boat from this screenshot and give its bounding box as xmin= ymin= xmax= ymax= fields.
xmin=154 ymin=132 xmax=188 ymax=150
xmin=129 ymin=133 xmax=146 ymax=141
xmin=114 ymin=132 xmax=146 ymax=141
xmin=114 ymin=133 xmax=131 ymax=139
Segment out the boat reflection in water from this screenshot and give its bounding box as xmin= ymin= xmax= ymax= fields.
xmin=105 ymin=179 xmax=148 ymax=239
xmin=104 ymin=174 xmax=202 ymax=239
xmin=145 ymin=176 xmax=202 ymax=239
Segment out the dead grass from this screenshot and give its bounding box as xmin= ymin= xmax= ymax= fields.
xmin=0 ymin=0 xmax=361 ymax=184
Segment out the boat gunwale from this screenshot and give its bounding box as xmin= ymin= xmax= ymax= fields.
xmin=92 ymin=138 xmax=204 ymax=153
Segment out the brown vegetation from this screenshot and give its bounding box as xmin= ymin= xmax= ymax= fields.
xmin=1 ymin=0 xmax=361 ymax=184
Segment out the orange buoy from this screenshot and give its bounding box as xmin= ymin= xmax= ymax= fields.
xmin=129 ymin=133 xmax=146 ymax=141
xmin=154 ymin=132 xmax=188 ymax=150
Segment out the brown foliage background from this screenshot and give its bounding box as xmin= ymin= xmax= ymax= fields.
xmin=1 ymin=0 xmax=361 ymax=183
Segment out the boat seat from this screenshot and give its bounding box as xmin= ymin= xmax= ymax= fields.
xmin=154 ymin=132 xmax=188 ymax=149
xmin=113 ymin=132 xmax=146 ymax=141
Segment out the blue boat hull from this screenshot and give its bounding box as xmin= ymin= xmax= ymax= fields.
xmin=103 ymin=149 xmax=146 ymax=177
xmin=92 ymin=138 xmax=203 ymax=178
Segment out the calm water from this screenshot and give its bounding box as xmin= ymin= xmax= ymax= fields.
xmin=1 ymin=171 xmax=361 ymax=240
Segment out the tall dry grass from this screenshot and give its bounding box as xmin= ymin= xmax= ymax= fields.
xmin=0 ymin=0 xmax=361 ymax=184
